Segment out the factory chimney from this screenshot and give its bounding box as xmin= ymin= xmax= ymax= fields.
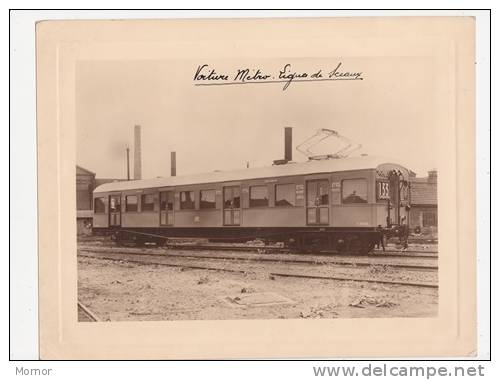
xmin=171 ymin=151 xmax=176 ymax=177
xmin=126 ymin=146 xmax=130 ymax=180
xmin=284 ymin=127 xmax=292 ymax=162
xmin=134 ymin=125 xmax=142 ymax=180
xmin=273 ymin=127 xmax=293 ymax=165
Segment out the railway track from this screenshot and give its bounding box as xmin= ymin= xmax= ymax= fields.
xmin=78 ymin=247 xmax=438 ymax=272
xmin=77 ymin=301 xmax=100 ymax=322
xmin=166 ymin=244 xmax=439 ymax=258
xmin=369 ymin=251 xmax=437 ymax=259
xmin=163 ymin=244 xmax=438 ymax=258
xmin=79 ymin=240 xmax=438 ymax=259
xmin=78 ymin=250 xmax=438 ymax=289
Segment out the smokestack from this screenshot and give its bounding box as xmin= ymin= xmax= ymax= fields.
xmin=171 ymin=151 xmax=176 ymax=177
xmin=272 ymin=127 xmax=294 ymax=166
xmin=126 ymin=147 xmax=130 ymax=180
xmin=134 ymin=125 xmax=142 ymax=180
xmin=284 ymin=127 xmax=292 ymax=162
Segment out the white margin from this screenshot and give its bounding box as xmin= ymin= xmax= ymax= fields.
xmin=8 ymin=8 xmax=491 ymax=363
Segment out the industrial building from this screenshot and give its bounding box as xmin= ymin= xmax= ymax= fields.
xmin=409 ymin=170 xmax=438 ymax=234
xmin=76 ymin=166 xmax=124 ymax=234
xmin=76 ymin=125 xmax=143 ymax=234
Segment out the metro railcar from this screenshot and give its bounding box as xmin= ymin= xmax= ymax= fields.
xmin=92 ymin=156 xmax=411 ymax=253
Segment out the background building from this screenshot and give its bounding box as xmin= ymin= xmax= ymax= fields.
xmin=76 ymin=165 xmax=123 ymax=235
xmin=76 ymin=166 xmax=95 ymax=235
xmin=409 ymin=170 xmax=438 ymax=234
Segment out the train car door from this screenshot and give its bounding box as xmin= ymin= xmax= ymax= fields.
xmin=108 ymin=194 xmax=121 ymax=227
xmin=306 ymin=180 xmax=329 ymax=225
xmin=223 ymin=186 xmax=241 ymax=226
xmin=159 ymin=191 xmax=174 ymax=226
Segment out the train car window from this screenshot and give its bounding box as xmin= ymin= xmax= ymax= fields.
xmin=141 ymin=194 xmax=155 ymax=212
xmin=224 ymin=188 xmax=231 ymax=208
xmin=94 ymin=197 xmax=105 ymax=213
xmin=234 ymin=189 xmax=240 ymax=208
xmin=342 ymin=179 xmax=368 ymax=204
xmin=306 ymin=183 xmax=316 ymax=207
xmin=318 ymin=182 xmax=329 ymax=205
xmin=125 ymin=195 xmax=138 ymax=212
xmin=249 ymin=186 xmax=269 ymax=207
xmin=200 ymin=190 xmax=216 ymax=209
xmin=307 ymin=181 xmax=329 ymax=206
xmin=180 ymin=191 xmax=195 ymax=210
xmin=109 ymin=196 xmax=120 ymax=212
xmin=160 ymin=192 xmax=174 ymax=211
xmin=160 ymin=192 xmax=166 ymax=210
xmin=224 ymin=187 xmax=240 ymax=209
xmin=275 ymin=184 xmax=296 ymax=207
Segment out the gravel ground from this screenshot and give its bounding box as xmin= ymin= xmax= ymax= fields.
xmin=79 ymin=250 xmax=438 ymax=284
xmin=78 ymin=252 xmax=438 ymax=322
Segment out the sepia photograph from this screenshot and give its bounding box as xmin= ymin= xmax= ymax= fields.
xmin=75 ymin=57 xmax=439 ymax=322
xmin=33 ymin=15 xmax=478 ymax=359
xmin=4 ymin=8 xmax=495 ymax=380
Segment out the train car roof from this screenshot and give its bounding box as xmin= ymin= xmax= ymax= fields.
xmin=93 ymin=156 xmax=408 ymax=194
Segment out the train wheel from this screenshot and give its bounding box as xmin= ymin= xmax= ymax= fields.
xmin=348 ymin=240 xmax=362 ymax=255
xmin=115 ymin=240 xmax=125 ymax=247
xmin=156 ymin=238 xmax=168 ymax=247
xmin=284 ymin=238 xmax=299 ymax=253
xmin=345 ymin=235 xmax=366 ymax=255
xmin=298 ymin=235 xmax=326 ymax=254
xmin=335 ymin=239 xmax=347 ymax=254
xmin=360 ymin=241 xmax=376 ymax=255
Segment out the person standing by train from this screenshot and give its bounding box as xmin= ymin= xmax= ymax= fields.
xmin=399 ymin=216 xmax=409 ymax=251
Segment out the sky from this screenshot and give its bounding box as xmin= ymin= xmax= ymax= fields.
xmin=76 ymin=56 xmax=437 ymax=179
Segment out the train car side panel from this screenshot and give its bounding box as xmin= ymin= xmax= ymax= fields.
xmin=241 ymin=207 xmax=306 ymax=227
xmin=122 ymin=212 xmax=159 ymax=228
xmin=375 ymin=204 xmax=389 ymax=227
xmin=331 ymin=205 xmax=376 ymax=228
xmin=92 ymin=213 xmax=108 ymax=228
xmin=174 ymin=210 xmax=223 ymax=227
